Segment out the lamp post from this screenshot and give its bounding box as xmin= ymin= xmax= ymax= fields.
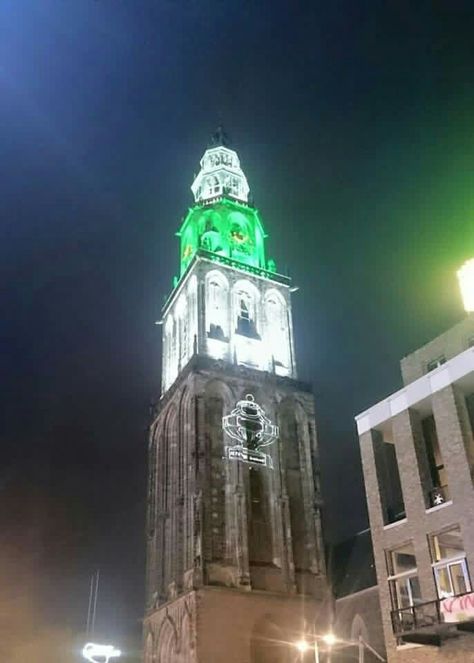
xmin=295 ymin=633 xmax=336 ymax=663
xmin=295 ymin=638 xmax=319 ymax=663
xmin=294 ymin=633 xmax=385 ymax=663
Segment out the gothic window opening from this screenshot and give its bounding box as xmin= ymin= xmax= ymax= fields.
xmin=265 ymin=291 xmax=288 ymax=369
xmin=248 ymin=468 xmax=272 ymax=565
xmin=206 ymin=274 xmax=229 ymax=341
xmin=205 ymin=175 xmax=220 ymax=198
xmin=200 ymin=216 xmax=223 ymax=253
xmin=236 ymin=294 xmax=260 ymax=339
xmin=281 ymin=406 xmax=309 ymax=574
xmin=180 ymin=318 xmax=188 ymax=367
xmin=230 ymin=221 xmax=252 ymax=258
xmin=205 ymin=394 xmax=225 ymax=562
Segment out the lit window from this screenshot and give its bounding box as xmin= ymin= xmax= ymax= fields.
xmin=429 ymin=527 xmax=471 ymax=598
xmin=206 ymin=275 xmax=228 ymax=341
xmin=387 ymin=543 xmax=422 ymax=617
xmin=236 ymin=296 xmax=260 ymax=339
xmin=426 ymin=356 xmax=446 ymax=372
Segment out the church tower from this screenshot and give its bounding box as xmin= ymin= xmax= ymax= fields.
xmin=144 ymin=131 xmax=327 ymax=663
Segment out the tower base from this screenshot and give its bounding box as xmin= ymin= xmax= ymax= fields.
xmin=144 ymin=586 xmax=329 ymax=663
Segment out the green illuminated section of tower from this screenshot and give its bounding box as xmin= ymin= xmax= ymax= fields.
xmin=175 ymin=135 xmax=276 ymax=277
xmin=178 ymin=197 xmax=267 ymax=276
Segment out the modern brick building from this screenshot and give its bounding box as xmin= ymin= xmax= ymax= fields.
xmin=144 ymin=132 xmax=328 ymax=662
xmin=356 ymin=314 xmax=474 ymax=662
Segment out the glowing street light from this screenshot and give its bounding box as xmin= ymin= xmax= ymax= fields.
xmin=82 ymin=642 xmax=121 ymax=663
xmin=457 ymin=258 xmax=474 ymax=313
xmin=294 ymin=633 xmax=385 ymax=663
xmin=321 ymin=632 xmax=337 ymax=647
xmin=294 ymin=637 xmax=319 ymax=663
xmin=295 ymin=639 xmax=311 ymax=653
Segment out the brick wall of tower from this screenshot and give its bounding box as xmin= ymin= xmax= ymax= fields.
xmin=145 ymin=356 xmax=328 ymax=662
xmin=146 ymin=356 xmax=326 ymax=606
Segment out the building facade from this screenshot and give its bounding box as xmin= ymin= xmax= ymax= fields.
xmin=356 ymin=315 xmax=474 ymax=662
xmin=144 ymin=133 xmax=327 ymax=662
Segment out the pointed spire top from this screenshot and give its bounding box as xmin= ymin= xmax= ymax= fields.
xmin=210 ymin=125 xmax=230 ymax=148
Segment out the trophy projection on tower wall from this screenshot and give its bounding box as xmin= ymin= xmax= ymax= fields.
xmin=223 ymin=394 xmax=279 ymax=468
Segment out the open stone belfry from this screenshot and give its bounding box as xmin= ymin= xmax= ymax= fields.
xmin=144 ymin=131 xmax=327 ymax=662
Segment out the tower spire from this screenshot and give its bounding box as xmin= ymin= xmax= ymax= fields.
xmin=210 ymin=124 xmax=230 ymax=148
xmin=191 ymin=135 xmax=250 ymax=204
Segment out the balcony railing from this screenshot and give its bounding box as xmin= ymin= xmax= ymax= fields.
xmin=392 ymin=599 xmax=441 ymax=635
xmin=392 ymin=591 xmax=474 ymax=638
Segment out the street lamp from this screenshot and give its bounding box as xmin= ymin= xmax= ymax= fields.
xmin=294 ymin=633 xmax=385 ymax=663
xmin=82 ymin=642 xmax=121 ymax=663
xmin=294 ymin=633 xmax=339 ymax=663
xmin=321 ymin=633 xmax=337 ymax=647
xmin=294 ymin=637 xmax=319 ymax=662
xmin=295 ymin=640 xmax=311 ymax=653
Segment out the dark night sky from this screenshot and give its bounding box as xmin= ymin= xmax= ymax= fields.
xmin=2 ymin=0 xmax=474 ymax=658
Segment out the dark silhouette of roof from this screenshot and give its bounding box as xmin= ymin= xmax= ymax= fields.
xmin=329 ymin=529 xmax=377 ymax=599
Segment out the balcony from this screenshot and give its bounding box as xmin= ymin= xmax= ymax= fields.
xmin=392 ymin=592 xmax=474 ymax=646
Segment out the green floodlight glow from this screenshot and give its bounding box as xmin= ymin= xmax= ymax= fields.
xmin=177 ymin=198 xmax=268 ymax=276
xmin=457 ymin=258 xmax=474 ymax=312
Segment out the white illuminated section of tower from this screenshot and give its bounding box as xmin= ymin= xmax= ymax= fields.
xmin=160 ymin=138 xmax=297 ymax=393
xmin=458 ymin=258 xmax=474 ymax=313
xmin=191 ymin=146 xmax=250 ymax=203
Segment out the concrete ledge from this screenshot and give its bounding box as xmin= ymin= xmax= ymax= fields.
xmin=355 ymin=348 xmax=474 ymax=434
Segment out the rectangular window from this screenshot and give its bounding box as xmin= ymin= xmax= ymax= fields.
xmin=421 ymin=415 xmax=449 ymax=507
xmin=430 ymin=527 xmax=472 ymax=598
xmin=387 ymin=543 xmax=422 ymax=633
xmin=387 ymin=541 xmax=417 ymax=576
xmin=426 ymin=356 xmax=446 ymax=372
xmin=372 ymin=428 xmax=406 ymax=525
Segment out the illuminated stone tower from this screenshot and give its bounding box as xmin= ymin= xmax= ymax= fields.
xmin=144 ymin=131 xmax=327 ymax=663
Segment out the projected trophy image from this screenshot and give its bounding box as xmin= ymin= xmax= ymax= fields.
xmin=223 ymin=394 xmax=278 ymax=468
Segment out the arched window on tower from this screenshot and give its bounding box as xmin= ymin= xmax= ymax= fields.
xmin=279 ymin=401 xmax=309 ymax=577
xmin=187 ymin=275 xmax=198 ymax=354
xmin=229 ymin=214 xmax=253 ymax=263
xmin=164 ymin=315 xmax=175 ymax=390
xmin=223 ymin=173 xmax=241 ymax=198
xmin=234 ymin=285 xmax=260 ymax=340
xmin=199 ymin=213 xmax=224 ymax=254
xmin=176 ymin=295 xmax=188 ymax=369
xmin=248 ymin=467 xmax=272 ymax=566
xmin=264 ymin=290 xmax=289 ymax=372
xmin=204 ymin=392 xmax=225 ymax=562
xmin=204 ymin=175 xmax=220 ymax=198
xmin=206 ymin=271 xmax=229 ymax=342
